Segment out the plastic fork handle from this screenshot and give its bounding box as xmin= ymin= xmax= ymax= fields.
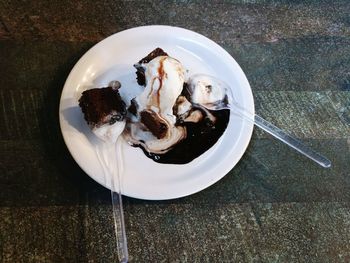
xmin=97 ymin=141 xmax=129 ymax=263
xmin=232 ymin=101 xmax=331 ymax=168
xmin=111 ymin=190 xmax=129 ymax=263
xmin=113 ymin=138 xmax=129 ymax=263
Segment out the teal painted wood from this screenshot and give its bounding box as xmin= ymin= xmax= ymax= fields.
xmin=0 ymin=0 xmax=349 ymax=262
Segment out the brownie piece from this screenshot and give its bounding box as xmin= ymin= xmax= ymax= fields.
xmin=140 ymin=110 xmax=168 ymax=139
xmin=134 ymin=47 xmax=168 ymax=86
xmin=78 ymin=86 xmax=127 ymax=128
xmin=137 ymin=48 xmax=168 ymax=64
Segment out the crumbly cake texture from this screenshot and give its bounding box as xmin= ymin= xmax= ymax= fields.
xmin=140 ymin=110 xmax=168 ymax=139
xmin=79 ymin=86 xmax=127 ymax=128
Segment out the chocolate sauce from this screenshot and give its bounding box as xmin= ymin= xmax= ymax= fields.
xmin=131 ymin=47 xmax=230 ymax=164
xmin=137 ymin=109 xmax=230 ymax=164
xmin=156 ymin=57 xmax=165 ymax=108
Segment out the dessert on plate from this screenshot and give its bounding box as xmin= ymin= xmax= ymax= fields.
xmin=79 ymin=48 xmax=230 ymax=164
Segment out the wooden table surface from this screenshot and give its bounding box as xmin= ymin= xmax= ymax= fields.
xmin=1 ymin=1 xmax=349 ymax=262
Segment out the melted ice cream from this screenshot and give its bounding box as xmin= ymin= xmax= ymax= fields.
xmin=125 ymin=56 xmax=188 ymax=154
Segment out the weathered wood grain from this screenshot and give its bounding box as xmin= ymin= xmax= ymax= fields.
xmin=0 ymin=0 xmax=349 ymax=262
xmin=0 ymin=205 xmax=117 ymax=262
xmin=1 ymin=203 xmax=350 ymax=262
xmin=227 ymin=37 xmax=350 ymax=92
xmin=0 ymin=1 xmax=349 ymax=42
xmin=253 ymin=91 xmax=350 ymax=138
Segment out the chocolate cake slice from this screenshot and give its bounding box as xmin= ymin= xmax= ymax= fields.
xmin=140 ymin=110 xmax=168 ymax=139
xmin=79 ymin=85 xmax=127 ymax=128
xmin=134 ymin=47 xmax=168 ymax=86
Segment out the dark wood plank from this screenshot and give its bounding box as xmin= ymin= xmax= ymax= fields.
xmin=0 ymin=1 xmax=349 ymax=42
xmin=0 ymin=0 xmax=349 ymax=262
xmin=1 ymin=203 xmax=349 ymax=262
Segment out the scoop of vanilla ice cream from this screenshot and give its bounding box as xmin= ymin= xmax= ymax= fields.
xmin=188 ymin=74 xmax=227 ymax=105
xmin=136 ymin=56 xmax=185 ymax=125
xmin=126 ymin=55 xmax=187 ymax=154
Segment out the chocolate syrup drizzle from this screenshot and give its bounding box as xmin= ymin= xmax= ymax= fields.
xmin=140 ymin=109 xmax=230 ymax=164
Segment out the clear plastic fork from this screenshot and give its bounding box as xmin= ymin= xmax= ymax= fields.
xmin=188 ymin=74 xmax=331 ymax=168
xmin=96 ymin=137 xmax=129 ymax=263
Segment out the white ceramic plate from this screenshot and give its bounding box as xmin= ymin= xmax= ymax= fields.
xmin=59 ymin=25 xmax=254 ymax=200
